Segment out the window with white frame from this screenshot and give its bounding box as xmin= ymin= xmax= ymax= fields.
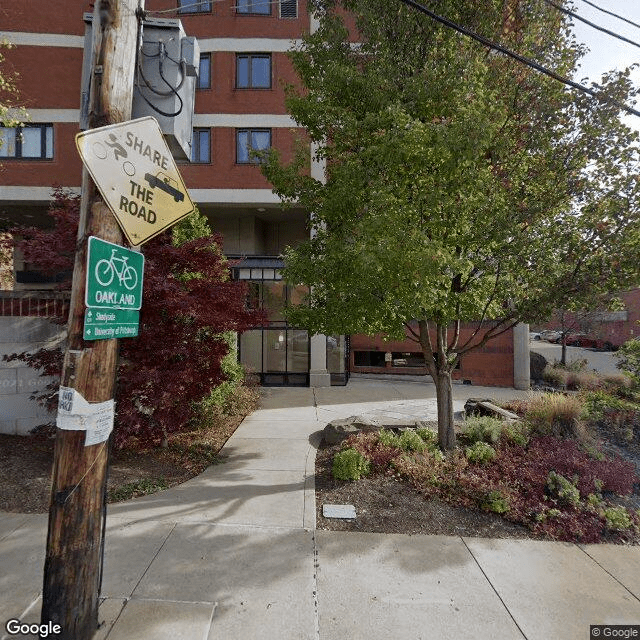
xmin=236 ymin=129 xmax=271 ymax=163
xmin=236 ymin=54 xmax=271 ymax=89
xmin=0 ymin=124 xmax=53 ymax=159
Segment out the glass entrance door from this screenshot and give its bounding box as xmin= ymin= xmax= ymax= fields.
xmin=240 ymin=327 xmax=309 ymax=386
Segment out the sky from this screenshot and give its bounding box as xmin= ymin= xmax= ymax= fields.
xmin=569 ymin=0 xmax=640 ymax=129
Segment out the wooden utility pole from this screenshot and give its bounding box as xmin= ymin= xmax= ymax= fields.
xmin=41 ymin=2 xmax=142 ymax=638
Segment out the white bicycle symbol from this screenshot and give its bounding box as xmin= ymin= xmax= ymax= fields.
xmin=95 ymin=249 xmax=138 ymax=290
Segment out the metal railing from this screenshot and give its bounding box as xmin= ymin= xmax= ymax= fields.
xmin=0 ymin=290 xmax=70 ymax=318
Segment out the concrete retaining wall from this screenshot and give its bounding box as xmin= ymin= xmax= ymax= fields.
xmin=0 ymin=317 xmax=64 ymax=435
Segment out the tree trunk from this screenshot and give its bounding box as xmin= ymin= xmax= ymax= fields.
xmin=434 ymin=369 xmax=456 ymax=451
xmin=418 ymin=319 xmax=457 ymax=451
xmin=560 ymin=338 xmax=567 ymax=366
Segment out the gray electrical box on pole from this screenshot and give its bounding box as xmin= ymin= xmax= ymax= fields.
xmin=80 ymin=14 xmax=199 ymax=161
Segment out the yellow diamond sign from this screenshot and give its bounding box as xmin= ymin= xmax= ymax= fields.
xmin=76 ymin=117 xmax=195 ymax=246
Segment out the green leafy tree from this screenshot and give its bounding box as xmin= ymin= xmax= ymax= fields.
xmin=263 ymin=0 xmax=640 ymax=449
xmin=0 ymin=39 xmax=26 ymax=129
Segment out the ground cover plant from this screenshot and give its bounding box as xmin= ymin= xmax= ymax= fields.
xmin=326 ymin=382 xmax=640 ymax=543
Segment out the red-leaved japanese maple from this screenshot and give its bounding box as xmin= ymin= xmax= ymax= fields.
xmin=4 ymin=189 xmax=264 ymax=446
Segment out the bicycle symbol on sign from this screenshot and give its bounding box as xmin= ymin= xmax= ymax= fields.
xmin=95 ymin=249 xmax=138 ymax=290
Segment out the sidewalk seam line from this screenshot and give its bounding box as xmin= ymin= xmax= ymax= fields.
xmin=578 ymin=545 xmax=640 ymax=604
xmin=123 ymin=522 xmax=177 ymax=599
xmin=460 ymin=537 xmax=529 ymax=640
xmin=312 ymin=531 xmax=321 ymax=640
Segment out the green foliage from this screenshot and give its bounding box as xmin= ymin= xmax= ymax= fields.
xmin=108 ymin=478 xmax=169 ymax=502
xmin=0 ymin=40 xmax=27 ymax=129
xmin=416 ymin=427 xmax=438 ymax=448
xmin=398 ymin=429 xmax=427 ymax=453
xmin=546 ymin=471 xmax=581 ymax=508
xmin=460 ymin=416 xmax=503 ymax=445
xmin=332 ymin=448 xmax=371 ymax=481
xmin=464 ymin=441 xmax=497 ymax=464
xmin=502 ymin=422 xmax=530 ymax=447
xmin=262 ymin=0 xmax=640 ymax=453
xmin=172 ymin=207 xmax=213 ymax=246
xmin=482 ymin=490 xmax=510 ymax=514
xmin=583 ymin=391 xmax=634 ymax=421
xmin=603 ymin=506 xmax=633 ymax=531
xmin=524 ymin=393 xmax=586 ymax=440
xmin=377 ymin=428 xmax=401 ymax=448
xmin=617 ymin=338 xmax=640 ymax=386
xmin=586 ymin=493 xmax=603 ymax=510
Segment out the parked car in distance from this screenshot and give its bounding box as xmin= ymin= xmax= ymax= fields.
xmin=564 ymin=334 xmax=616 ymax=350
xmin=530 ymin=331 xmax=542 ymax=341
xmin=540 ymin=330 xmax=561 ymax=342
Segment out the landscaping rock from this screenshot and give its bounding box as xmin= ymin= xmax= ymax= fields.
xmin=464 ymin=398 xmax=519 ymax=421
xmin=323 ymin=415 xmax=382 ymax=445
xmin=530 ymin=351 xmax=548 ymax=382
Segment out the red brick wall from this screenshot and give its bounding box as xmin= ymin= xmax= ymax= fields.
xmin=350 ymin=324 xmax=515 ymax=387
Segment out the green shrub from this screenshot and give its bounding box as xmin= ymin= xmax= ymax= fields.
xmin=603 ymin=506 xmax=633 ymax=531
xmin=482 ymin=490 xmax=510 ymax=514
xmin=465 ymin=441 xmax=497 ymax=464
xmin=460 ymin=415 xmax=503 ymax=445
xmin=398 ymin=429 xmax=427 ymax=453
xmin=546 ymin=471 xmax=580 ymax=508
xmin=416 ymin=427 xmax=438 ymax=448
xmin=524 ymin=393 xmax=586 ymax=440
xmin=582 ymin=391 xmax=632 ymax=420
xmin=332 ymin=448 xmax=371 ymax=481
xmin=586 ymin=493 xmax=603 ymax=510
xmin=378 ymin=428 xmax=401 ymax=448
xmin=616 ymin=338 xmax=640 ymax=386
xmin=502 ymin=422 xmax=530 ymax=447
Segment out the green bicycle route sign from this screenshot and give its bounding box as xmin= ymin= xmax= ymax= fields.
xmin=85 ymin=236 xmax=144 ymax=310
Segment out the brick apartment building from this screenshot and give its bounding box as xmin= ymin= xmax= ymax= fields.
xmin=0 ymin=0 xmax=527 ymax=389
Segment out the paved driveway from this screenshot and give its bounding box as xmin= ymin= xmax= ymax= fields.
xmin=530 ymin=340 xmax=621 ymax=376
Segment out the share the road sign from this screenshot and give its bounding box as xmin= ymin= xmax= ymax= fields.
xmin=85 ymin=237 xmax=144 ymax=310
xmin=76 ymin=117 xmax=195 ymax=246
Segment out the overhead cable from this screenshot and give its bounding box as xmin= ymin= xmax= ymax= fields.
xmin=542 ymin=0 xmax=640 ymax=51
xmin=578 ymin=0 xmax=640 ymax=31
xmin=396 ymin=0 xmax=640 ymax=118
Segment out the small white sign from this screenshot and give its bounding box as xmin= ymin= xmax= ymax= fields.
xmin=57 ymin=386 xmax=114 ymax=447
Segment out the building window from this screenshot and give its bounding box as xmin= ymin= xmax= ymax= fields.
xmin=0 ymin=124 xmax=53 ymax=159
xmin=178 ymin=0 xmax=212 ymax=13
xmin=236 ymin=129 xmax=271 ymax=163
xmin=280 ymin=0 xmax=297 ymax=18
xmin=191 ymin=128 xmax=211 ymax=163
xmin=236 ymin=54 xmax=271 ymax=89
xmin=197 ymin=54 xmax=211 ymax=89
xmin=236 ymin=0 xmax=270 ymax=15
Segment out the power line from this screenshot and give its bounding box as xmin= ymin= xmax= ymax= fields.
xmin=542 ymin=0 xmax=640 ymax=51
xmin=578 ymin=0 xmax=640 ymax=31
xmin=146 ymin=0 xmax=284 ymax=16
xmin=396 ymin=0 xmax=640 ymax=118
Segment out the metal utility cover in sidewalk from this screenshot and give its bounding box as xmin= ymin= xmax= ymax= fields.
xmin=76 ymin=116 xmax=195 ymax=246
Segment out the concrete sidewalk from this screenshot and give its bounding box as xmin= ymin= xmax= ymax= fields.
xmin=1 ymin=378 xmax=639 ymax=640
